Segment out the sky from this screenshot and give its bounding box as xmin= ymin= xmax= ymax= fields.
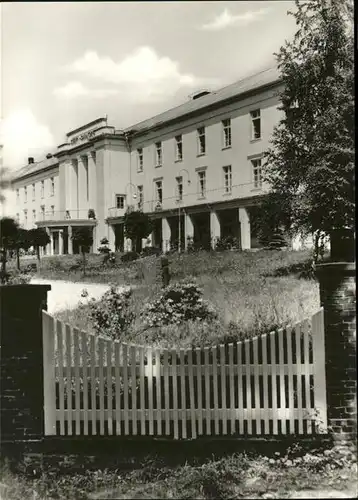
xmin=0 ymin=0 xmax=297 ymax=215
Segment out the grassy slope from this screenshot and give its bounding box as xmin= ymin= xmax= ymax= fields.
xmin=52 ymin=249 xmax=319 ymax=347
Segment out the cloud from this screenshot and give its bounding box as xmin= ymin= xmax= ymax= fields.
xmin=0 ymin=109 xmax=55 ymax=169
xmin=53 ymin=81 xmax=119 ymax=99
xmin=201 ymin=7 xmax=270 ymax=31
xmin=59 ymin=46 xmax=216 ymax=102
xmin=0 ymin=110 xmax=55 ymax=216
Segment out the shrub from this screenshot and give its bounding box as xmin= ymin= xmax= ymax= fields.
xmin=102 ymin=251 xmax=116 ymax=266
xmin=215 ymin=235 xmax=241 ymax=251
xmin=141 ymin=279 xmax=218 ymax=327
xmin=140 ymin=246 xmax=161 ymax=257
xmin=4 ymin=271 xmax=31 ymax=285
xmin=86 ymin=285 xmax=135 ymax=340
xmin=121 ymin=251 xmax=139 ymax=263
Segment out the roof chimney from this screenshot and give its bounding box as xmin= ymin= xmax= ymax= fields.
xmin=28 ymin=157 xmax=34 ymax=164
xmin=192 ymin=90 xmax=211 ymax=100
xmin=46 ymin=153 xmax=53 ymax=159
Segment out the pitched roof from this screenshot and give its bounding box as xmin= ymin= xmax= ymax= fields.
xmin=125 ymin=66 xmax=281 ymax=134
xmin=11 ymin=156 xmax=58 ymax=182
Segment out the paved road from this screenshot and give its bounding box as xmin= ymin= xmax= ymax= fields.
xmin=30 ymin=277 xmax=111 ymax=314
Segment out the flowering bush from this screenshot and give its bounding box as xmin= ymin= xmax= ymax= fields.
xmin=87 ymin=285 xmax=134 ymax=340
xmin=215 ymin=235 xmax=240 ymax=251
xmin=141 ymin=279 xmax=217 ymax=327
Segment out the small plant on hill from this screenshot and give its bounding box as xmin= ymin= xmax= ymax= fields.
xmin=141 ymin=279 xmax=218 ymax=327
xmin=97 ymin=237 xmax=111 ymax=254
xmin=215 ymin=235 xmax=241 ymax=251
xmin=86 ymin=285 xmax=135 ymax=340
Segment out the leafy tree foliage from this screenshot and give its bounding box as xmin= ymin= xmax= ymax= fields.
xmin=28 ymin=228 xmax=51 ymax=262
xmin=0 ymin=217 xmax=19 ymax=279
xmin=71 ymin=227 xmax=93 ymax=276
xmin=123 ymin=210 xmax=153 ymax=253
xmin=262 ymin=0 xmax=354 ymax=260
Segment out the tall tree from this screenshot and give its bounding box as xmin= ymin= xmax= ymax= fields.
xmin=14 ymin=228 xmax=31 ymax=271
xmin=262 ymin=0 xmax=354 ymax=261
xmin=123 ymin=210 xmax=153 ymax=253
xmin=0 ymin=217 xmax=19 ymax=280
xmin=28 ymin=228 xmax=51 ymax=263
xmin=71 ymin=227 xmax=93 ymax=276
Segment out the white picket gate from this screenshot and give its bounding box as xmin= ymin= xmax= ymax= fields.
xmin=42 ymin=309 xmax=327 ymax=438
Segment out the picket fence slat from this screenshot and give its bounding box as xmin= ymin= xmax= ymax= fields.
xmin=303 ymin=320 xmax=312 ymax=434
xmin=163 ymin=349 xmax=170 ymax=435
xmin=106 ymin=339 xmax=113 ymax=435
xmin=196 ymin=347 xmax=203 ymax=436
xmin=90 ymin=335 xmax=96 ymax=435
xmin=172 ymin=349 xmax=179 ymax=439
xmin=139 ymin=347 xmax=145 ymax=436
xmin=81 ymin=331 xmax=89 ymax=436
xmin=180 ymin=349 xmax=186 ymax=438
xmin=277 ymin=328 xmax=286 ymax=434
xmin=115 ymin=342 xmax=121 ymax=435
xmin=131 ymin=346 xmax=137 ymax=435
xmin=147 ymin=348 xmax=154 ymax=435
xmin=220 ymin=345 xmax=227 ymax=435
xmin=44 ymin=309 xmax=328 ymax=439
xmin=156 ymin=348 xmax=162 ymax=436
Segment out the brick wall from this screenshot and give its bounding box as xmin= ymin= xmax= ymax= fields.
xmin=316 ymin=262 xmax=356 ymax=448
xmin=0 ymin=284 xmax=51 ymax=443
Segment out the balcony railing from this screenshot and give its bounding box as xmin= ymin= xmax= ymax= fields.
xmin=36 ymin=209 xmax=97 ymax=222
xmin=107 ymin=207 xmax=126 ymax=219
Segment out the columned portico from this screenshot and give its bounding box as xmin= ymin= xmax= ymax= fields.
xmin=210 ymin=210 xmax=221 ymax=249
xmin=239 ymin=207 xmax=251 ymax=250
xmin=87 ymin=151 xmax=97 ymax=211
xmin=49 ymin=232 xmax=54 ymax=256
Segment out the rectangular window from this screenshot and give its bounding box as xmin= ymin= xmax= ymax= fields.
xmin=222 ymin=119 xmax=232 ymax=148
xmin=137 ymin=185 xmax=144 ymax=210
xmin=40 ymin=205 xmax=45 ymax=217
xmin=176 ymin=176 xmax=183 ymax=201
xmin=155 ymin=180 xmax=163 ymax=204
xmin=51 ymin=177 xmax=55 ymax=196
xmin=137 ymin=148 xmax=143 ymax=172
xmin=116 ymin=195 xmax=125 ymax=209
xmin=16 ymin=189 xmax=19 ymax=202
xmin=155 ymin=142 xmax=162 ymax=167
xmin=24 ymin=186 xmax=27 ymax=203
xmin=32 ymin=183 xmax=36 ymax=200
xmin=41 ymin=180 xmax=45 ymax=198
xmin=24 ymin=209 xmax=28 ymax=224
xmin=223 ymin=165 xmax=232 ymax=193
xmin=250 ymin=109 xmax=261 ymax=140
xmin=197 ymin=127 xmax=206 ymax=155
xmin=32 ymin=209 xmax=36 ymax=222
xmin=252 ymin=158 xmax=262 ymax=188
xmin=197 ymin=170 xmax=206 ymax=198
xmin=175 ymin=135 xmax=183 ymax=161
xmin=51 ymin=205 xmax=55 ymax=216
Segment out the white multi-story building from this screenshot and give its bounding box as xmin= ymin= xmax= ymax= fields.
xmin=11 ymin=66 xmax=294 ymax=255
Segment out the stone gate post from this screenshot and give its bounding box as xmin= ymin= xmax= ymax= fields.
xmin=316 ymin=262 xmax=356 ymax=449
xmin=0 ymin=284 xmax=51 ymax=447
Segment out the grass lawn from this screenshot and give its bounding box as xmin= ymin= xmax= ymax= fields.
xmin=42 ymin=249 xmax=321 ymax=348
xmin=1 ymin=448 xmax=356 ymax=499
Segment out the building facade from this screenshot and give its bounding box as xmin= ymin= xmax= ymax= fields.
xmin=11 ymin=66 xmax=303 ymax=256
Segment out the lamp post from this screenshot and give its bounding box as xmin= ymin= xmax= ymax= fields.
xmin=176 ymin=169 xmax=190 ymax=254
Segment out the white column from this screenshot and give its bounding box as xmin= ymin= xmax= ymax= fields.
xmin=88 ymin=151 xmax=97 ymax=213
xmin=50 ymin=232 xmax=54 ymax=256
xmin=68 ymin=226 xmax=73 ymax=254
xmin=125 ymin=238 xmax=132 ymax=252
xmin=210 ymin=210 xmax=221 ymax=250
xmin=239 ymin=207 xmax=251 ymax=250
xmin=45 ymin=227 xmax=50 ymax=256
xmin=162 ymin=217 xmax=171 ymax=253
xmin=77 ymin=156 xmax=88 ymax=215
xmin=59 ymin=230 xmax=64 ymax=255
xmin=143 ymin=232 xmax=153 ymax=249
xmin=184 ymin=212 xmax=194 ymax=251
